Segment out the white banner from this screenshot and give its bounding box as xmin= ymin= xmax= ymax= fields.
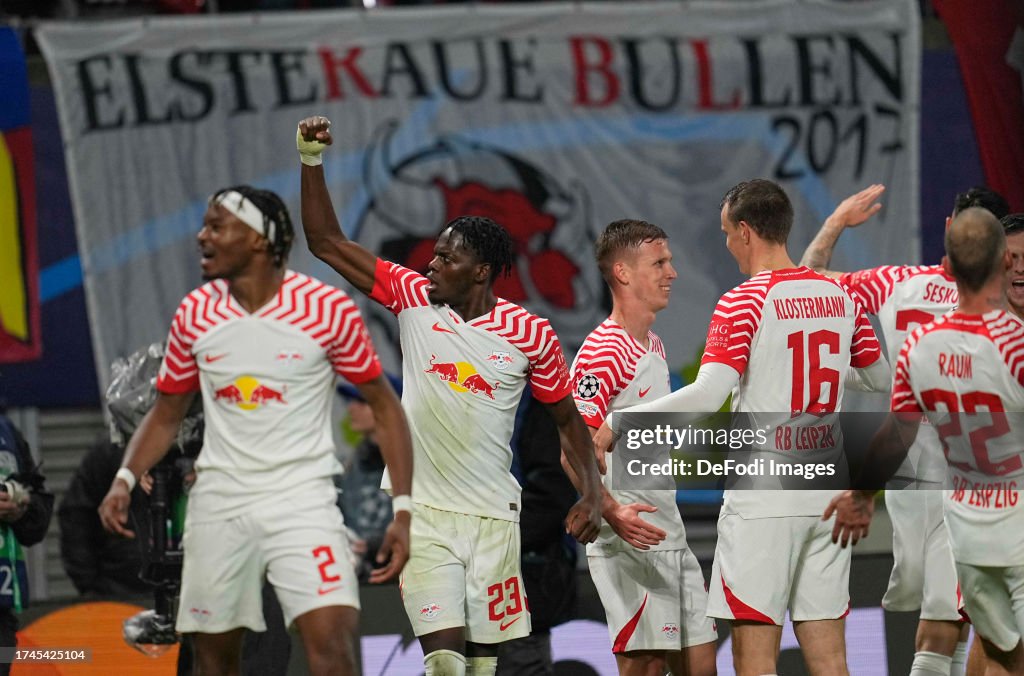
xmin=37 ymin=1 xmax=920 ymax=391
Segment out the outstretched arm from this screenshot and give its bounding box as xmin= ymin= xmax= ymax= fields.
xmin=546 ymin=396 xmax=603 ymax=544
xmin=800 ymin=184 xmax=885 ymax=277
xmin=98 ymin=391 xmax=193 ymax=538
xmin=593 ymin=361 xmax=737 ymax=468
xmin=355 ymin=374 xmax=413 ymax=583
xmin=298 ymin=116 xmax=378 ymax=296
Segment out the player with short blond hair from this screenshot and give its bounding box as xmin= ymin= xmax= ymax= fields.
xmin=570 ymin=219 xmax=717 ymax=676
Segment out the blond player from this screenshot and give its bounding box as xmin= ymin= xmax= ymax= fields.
xmin=568 ymin=219 xmax=717 ymax=675
xmin=598 ymin=180 xmax=888 ymax=676
xmin=829 ymin=208 xmax=1024 ymax=675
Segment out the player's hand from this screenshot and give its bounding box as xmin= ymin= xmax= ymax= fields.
xmin=565 ymin=493 xmax=601 ymax=544
xmin=833 ymin=184 xmax=885 ymax=229
xmin=0 ymin=493 xmax=27 ymax=524
xmin=606 ymin=502 xmax=666 ymax=550
xmin=592 ymin=421 xmax=617 ymax=475
xmin=98 ymin=480 xmax=135 ymax=538
xmin=297 ymin=116 xmax=333 ymax=166
xmin=822 ymin=489 xmax=874 ymax=548
xmin=369 ymin=511 xmax=410 ymax=584
xmin=138 ymin=472 xmax=153 ymax=495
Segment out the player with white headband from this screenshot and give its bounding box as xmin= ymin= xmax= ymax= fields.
xmin=99 ymin=185 xmax=414 ymax=676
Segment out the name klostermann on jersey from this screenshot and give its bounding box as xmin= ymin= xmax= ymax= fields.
xmin=773 ymin=295 xmax=846 ymax=320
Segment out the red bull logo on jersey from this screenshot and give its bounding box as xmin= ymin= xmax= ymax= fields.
xmin=213 ymin=376 xmax=288 ymax=411
xmin=424 ymin=355 xmax=500 ymax=399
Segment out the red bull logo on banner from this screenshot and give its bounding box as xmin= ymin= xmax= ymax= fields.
xmin=424 ymin=355 xmax=499 ymax=400
xmin=213 ymin=376 xmax=288 ymax=410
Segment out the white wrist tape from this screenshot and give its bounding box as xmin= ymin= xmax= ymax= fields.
xmin=115 ymin=467 xmax=137 ymax=492
xmin=392 ymin=495 xmax=412 ymax=514
xmin=296 ymin=124 xmax=327 ymax=167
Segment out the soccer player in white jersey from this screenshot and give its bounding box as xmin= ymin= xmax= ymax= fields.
xmin=595 ymin=180 xmax=889 ymax=676
xmin=566 ymin=219 xmax=717 ymax=676
xmin=98 ymin=186 xmax=414 ymax=676
xmin=802 ymin=186 xmax=1010 ymax=676
xmin=1003 ymin=214 xmax=1024 ymax=322
xmin=828 ymin=207 xmax=1024 ymax=675
xmin=297 ymin=116 xmax=603 ymax=676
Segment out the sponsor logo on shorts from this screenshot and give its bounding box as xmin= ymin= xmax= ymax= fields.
xmin=190 ymin=607 xmax=212 ymax=623
xmin=318 ymin=584 xmax=343 ymax=596
xmin=419 ymin=602 xmax=442 ymax=620
xmin=661 ymin=623 xmax=679 ymax=638
xmin=499 ymin=615 xmax=522 ymax=632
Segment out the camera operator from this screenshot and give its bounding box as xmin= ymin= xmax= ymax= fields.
xmin=59 ymin=439 xmax=151 ymax=598
xmin=0 ymin=411 xmax=54 ymax=673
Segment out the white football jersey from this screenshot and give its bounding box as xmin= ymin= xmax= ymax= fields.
xmin=571 ymin=319 xmax=685 ymax=554
xmin=700 ymin=267 xmax=882 ymax=517
xmin=370 ymin=259 xmax=573 ymax=522
xmin=841 ymin=265 xmax=960 ymax=483
xmin=157 ymin=271 xmax=382 ymax=521
xmin=892 ymin=311 xmax=1024 ymax=566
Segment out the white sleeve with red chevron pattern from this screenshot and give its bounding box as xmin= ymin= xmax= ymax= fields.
xmin=988 ymin=312 xmax=1024 ymax=387
xmin=699 ymin=275 xmax=769 ymax=376
xmin=838 ymin=265 xmax=925 ymax=315
xmin=322 ymin=291 xmax=383 ymax=384
xmin=157 ymin=284 xmax=242 ymax=394
xmin=850 ymin=300 xmax=883 ymax=368
xmin=571 ymin=347 xmax=628 ymax=427
xmin=369 ymin=259 xmax=430 ymax=315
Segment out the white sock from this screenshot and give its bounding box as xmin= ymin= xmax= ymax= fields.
xmin=950 ymin=641 xmax=969 ymax=676
xmin=424 ymin=649 xmax=467 ymax=676
xmin=910 ymin=650 xmax=953 ymax=676
xmin=466 ymin=655 xmax=497 ymax=676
